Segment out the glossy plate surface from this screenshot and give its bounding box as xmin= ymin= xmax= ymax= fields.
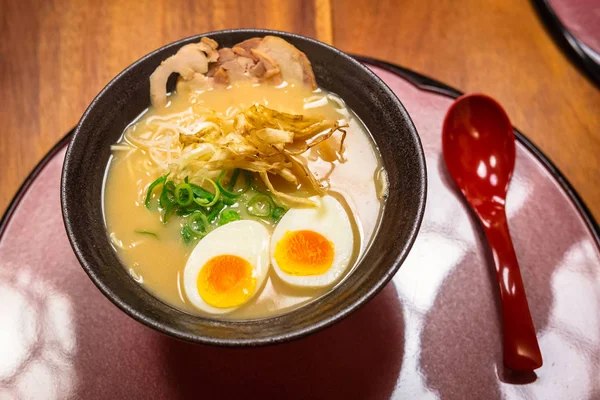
xmin=1 ymin=62 xmax=599 ymax=399
xmin=548 ymin=0 xmax=600 ymax=56
xmin=533 ymin=0 xmax=600 ymax=86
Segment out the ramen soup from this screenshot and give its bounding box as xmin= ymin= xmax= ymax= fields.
xmin=104 ymin=36 xmax=387 ymax=319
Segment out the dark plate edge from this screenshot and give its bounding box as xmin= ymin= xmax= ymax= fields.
xmin=0 ymin=132 xmax=74 ymax=239
xmin=530 ymin=0 xmax=600 ymax=88
xmin=1 ymin=57 xmax=598 ymax=256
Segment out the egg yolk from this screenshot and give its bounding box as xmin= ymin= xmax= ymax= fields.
xmin=274 ymin=230 xmax=335 ymax=275
xmin=197 ymin=255 xmax=256 ymax=308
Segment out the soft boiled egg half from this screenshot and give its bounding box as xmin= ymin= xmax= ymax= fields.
xmin=183 ymin=220 xmax=270 ymax=314
xmin=270 ymin=195 xmax=354 ymax=288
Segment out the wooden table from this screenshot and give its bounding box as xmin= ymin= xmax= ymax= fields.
xmin=2 ymin=0 xmax=599 ymax=219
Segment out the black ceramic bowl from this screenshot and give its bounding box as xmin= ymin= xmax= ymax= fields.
xmin=61 ymin=29 xmax=426 ymax=346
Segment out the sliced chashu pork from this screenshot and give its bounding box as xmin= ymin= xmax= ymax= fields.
xmin=252 ymin=36 xmax=316 ymax=88
xmin=209 ymin=36 xmax=317 ymax=87
xmin=150 ymin=36 xmax=317 ymax=107
xmin=207 ymin=38 xmax=282 ymax=85
xmin=207 ymin=47 xmax=259 ymax=84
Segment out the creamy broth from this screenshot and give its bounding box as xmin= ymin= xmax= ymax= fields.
xmin=104 ymin=81 xmax=385 ymax=319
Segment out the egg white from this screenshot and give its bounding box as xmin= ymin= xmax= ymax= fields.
xmin=183 ymin=220 xmax=270 ymax=314
xmin=270 ymin=195 xmax=354 ymax=288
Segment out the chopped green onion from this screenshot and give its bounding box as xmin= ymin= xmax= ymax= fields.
xmin=187 ymin=211 xmax=209 ymax=236
xmin=160 ymin=181 xmax=177 ymax=209
xmin=162 ymin=205 xmax=175 ymax=224
xmin=144 ymin=174 xmax=167 ymax=208
xmin=222 ymin=197 xmax=235 ymax=206
xmin=198 ymin=178 xmax=221 ymax=207
xmin=217 ymin=169 xmax=252 ymax=198
xmin=272 ymin=206 xmax=286 ymax=222
xmin=181 ymin=224 xmax=197 ymax=245
xmin=227 ymin=169 xmax=240 ymax=191
xmin=175 ymin=183 xmax=194 ymax=207
xmin=193 ymin=197 xmax=209 ymax=207
xmin=175 ymin=205 xmax=199 ymax=216
xmin=247 ymin=193 xmax=275 ymax=217
xmin=134 ymin=230 xmax=159 ymax=239
xmin=190 ymin=183 xmax=214 ymax=201
xmin=219 ymin=209 xmax=240 ymax=226
xmin=207 ymin=200 xmax=225 ymax=222
xmin=146 ymin=172 xmax=282 ymax=240
xmin=189 ymin=180 xmax=220 ymax=207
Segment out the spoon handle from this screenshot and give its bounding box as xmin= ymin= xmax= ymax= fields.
xmin=482 ymin=210 xmax=543 ymax=371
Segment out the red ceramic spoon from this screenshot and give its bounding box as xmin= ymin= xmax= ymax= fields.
xmin=442 ymin=94 xmax=543 ymax=371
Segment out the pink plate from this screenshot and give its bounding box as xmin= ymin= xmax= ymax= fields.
xmin=533 ymin=0 xmax=600 ymax=86
xmin=548 ymin=0 xmax=600 ymax=57
xmin=1 ymin=61 xmax=599 ymax=399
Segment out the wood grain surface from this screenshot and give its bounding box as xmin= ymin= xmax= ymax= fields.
xmin=1 ymin=0 xmax=599 ymax=220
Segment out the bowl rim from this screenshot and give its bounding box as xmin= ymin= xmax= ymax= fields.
xmin=61 ymin=28 xmax=427 ymax=346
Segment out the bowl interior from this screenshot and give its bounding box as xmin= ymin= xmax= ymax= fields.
xmin=61 ymin=29 xmax=426 ymax=346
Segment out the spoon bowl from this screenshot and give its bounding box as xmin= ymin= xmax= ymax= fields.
xmin=442 ymin=93 xmax=543 ymax=371
xmin=442 ymin=95 xmax=515 ymax=221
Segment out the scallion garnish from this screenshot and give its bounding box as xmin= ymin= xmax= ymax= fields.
xmin=193 ymin=178 xmax=220 ymax=207
xmin=190 ymin=183 xmax=214 ymax=202
xmin=222 ymin=197 xmax=235 ymax=206
xmin=175 ymin=205 xmax=198 ymax=217
xmin=144 ymin=170 xmax=283 ymax=244
xmin=175 ymin=183 xmax=194 ymax=207
xmin=272 ymin=206 xmax=286 ymax=222
xmin=247 ymin=193 xmax=275 ymax=217
xmin=181 ymin=224 xmax=196 ymax=245
xmin=187 ymin=211 xmax=209 ymax=236
xmin=217 ymin=169 xmax=252 ymax=198
xmin=227 ymin=169 xmax=240 ymax=191
xmin=144 ymin=174 xmax=168 ymax=208
xmin=162 ymin=205 xmax=175 ymax=224
xmin=134 ymin=230 xmax=159 ymax=238
xmin=160 ymin=181 xmax=177 ymax=209
xmin=206 ymin=200 xmax=225 ymax=222
xmin=219 ymin=209 xmax=241 ymax=226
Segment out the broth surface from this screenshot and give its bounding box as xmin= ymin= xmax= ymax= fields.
xmin=104 ymin=82 xmax=385 ymax=319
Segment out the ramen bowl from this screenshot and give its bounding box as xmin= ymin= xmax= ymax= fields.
xmin=61 ymin=29 xmax=426 ymax=346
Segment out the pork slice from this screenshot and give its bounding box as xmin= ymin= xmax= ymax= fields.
xmin=206 ymin=47 xmax=258 ymax=83
xmin=232 ymin=37 xmax=262 ymax=62
xmin=207 ymin=48 xmax=237 ymax=77
xmin=254 ymin=36 xmax=316 ymax=88
xmin=151 ymin=36 xmax=318 ymax=106
xmin=249 ymin=49 xmax=283 ymax=84
xmin=220 ymin=56 xmax=256 ymax=81
xmin=212 ymin=67 xmax=230 ymax=85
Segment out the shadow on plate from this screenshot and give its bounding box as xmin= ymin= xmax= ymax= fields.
xmin=416 ymin=157 xmax=579 ymax=398
xmin=160 ymin=283 xmax=405 ymax=400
